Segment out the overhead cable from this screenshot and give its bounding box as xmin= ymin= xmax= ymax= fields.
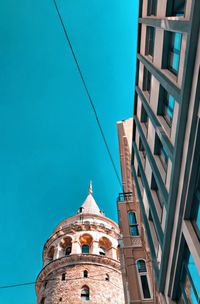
xmin=52 ymin=0 xmax=122 ymax=188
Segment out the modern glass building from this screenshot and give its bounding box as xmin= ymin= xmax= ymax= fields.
xmin=131 ymin=0 xmax=200 ymax=303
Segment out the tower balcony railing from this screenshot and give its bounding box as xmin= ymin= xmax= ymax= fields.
xmin=117 ymin=192 xmax=133 ymax=202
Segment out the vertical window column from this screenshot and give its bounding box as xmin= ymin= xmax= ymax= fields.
xmin=169 ymin=32 xmax=182 ymax=75
xmin=145 ymin=26 xmax=155 ymax=58
xmin=128 ymin=211 xmax=139 ymax=236
xmin=136 ymin=260 xmax=152 ymax=299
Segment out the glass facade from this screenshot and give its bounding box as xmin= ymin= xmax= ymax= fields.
xmin=163 ymin=93 xmax=175 ymax=126
xmin=181 ymin=254 xmax=200 ymax=304
xmin=156 ymin=137 xmax=168 ymax=171
xmin=151 ymin=175 xmax=163 ymax=208
xmin=169 ymin=32 xmax=182 ymax=75
xmin=143 ymin=67 xmax=151 ymax=95
xmin=192 ymin=191 xmax=200 ymax=240
xmin=168 ymin=0 xmax=186 ymax=16
xmin=145 ymin=26 xmax=155 ymax=57
xmin=147 ymin=0 xmax=157 ymax=16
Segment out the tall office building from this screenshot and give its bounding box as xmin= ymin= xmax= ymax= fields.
xmin=131 ymin=0 xmax=200 ymax=303
xmin=117 ymin=118 xmax=155 ymax=303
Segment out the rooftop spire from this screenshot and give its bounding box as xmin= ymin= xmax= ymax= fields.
xmin=88 ymin=180 xmax=93 ymax=194
xmin=77 ymin=182 xmax=104 ymax=216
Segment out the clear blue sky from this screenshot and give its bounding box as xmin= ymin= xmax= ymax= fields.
xmin=0 ymin=1 xmax=138 ymax=303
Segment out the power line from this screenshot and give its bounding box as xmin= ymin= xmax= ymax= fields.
xmin=52 ymin=0 xmax=122 ymax=189
xmin=0 ymin=268 xmax=118 ymax=289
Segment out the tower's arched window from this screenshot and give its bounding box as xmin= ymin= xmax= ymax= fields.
xmin=47 ymin=246 xmax=55 ymax=262
xmin=105 ymin=274 xmax=109 ymax=281
xmin=128 ymin=211 xmax=139 ymax=236
xmin=79 ymin=234 xmax=93 ymax=254
xmin=65 ymin=247 xmax=71 ymax=256
xmin=99 ymin=237 xmax=112 ymax=257
xmin=83 ymin=270 xmax=88 ymax=278
xmin=82 ymin=245 xmax=89 ymax=254
xmin=61 ymin=273 xmax=65 ymax=281
xmin=99 ymin=247 xmax=106 ymax=255
xmin=81 ymin=285 xmax=90 ymax=301
xmin=136 ymin=259 xmax=152 ymax=299
xmin=60 ymin=236 xmax=72 ymax=257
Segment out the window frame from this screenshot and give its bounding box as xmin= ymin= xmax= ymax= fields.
xmin=145 ymin=26 xmax=155 ymax=58
xmin=128 ymin=211 xmax=139 ymax=236
xmin=81 ymin=285 xmax=90 ymax=301
xmin=166 ymin=0 xmax=186 ymax=17
xmin=147 ymin=0 xmax=157 ymax=16
xmin=155 ymin=136 xmax=168 ymax=173
xmin=158 ymin=88 xmax=175 ymax=127
xmin=83 ymin=270 xmax=88 ymax=278
xmin=82 ymin=245 xmax=90 ymax=254
xmin=143 ymin=67 xmax=152 ymax=97
xmin=168 ymin=32 xmax=182 ymax=76
xmin=136 ymin=259 xmax=153 ymax=300
xmin=65 ymin=246 xmax=72 ymax=256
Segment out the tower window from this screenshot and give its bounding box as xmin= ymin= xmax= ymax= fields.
xmin=99 ymin=247 xmax=106 ymax=256
xmin=65 ymin=246 xmax=71 ymax=256
xmin=47 ymin=246 xmax=55 ymax=262
xmin=44 ymin=281 xmax=48 ymax=289
xmin=105 ymin=274 xmax=110 ymax=281
xmin=83 ymin=270 xmax=88 ymax=278
xmin=81 ymin=285 xmax=90 ymax=301
xmin=61 ymin=273 xmax=65 ymax=281
xmin=136 ymin=260 xmax=152 ymax=299
xmin=82 ymin=245 xmax=89 ymax=254
xmin=128 ymin=211 xmax=139 ymax=236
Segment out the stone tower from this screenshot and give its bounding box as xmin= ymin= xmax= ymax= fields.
xmin=36 ymin=183 xmax=125 ymax=304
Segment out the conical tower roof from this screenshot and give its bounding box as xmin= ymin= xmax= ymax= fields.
xmin=79 ymin=181 xmax=103 ymax=216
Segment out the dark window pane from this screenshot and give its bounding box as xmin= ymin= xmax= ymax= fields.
xmin=82 ymin=245 xmax=89 ymax=254
xmin=141 ymin=275 xmax=151 ymax=298
xmin=65 ymin=247 xmax=71 ymax=256
xmin=143 ymin=67 xmax=151 ymax=94
xmin=128 ymin=212 xmax=137 ymax=224
xmin=163 ymin=93 xmax=175 ymax=126
xmin=192 ymin=191 xmax=200 ymax=240
xmin=83 ymin=271 xmax=88 ymax=278
xmin=146 ymin=27 xmax=155 ymax=57
xmin=147 ymin=0 xmax=157 ymax=16
xmin=137 ymin=260 xmax=147 ymax=273
xmin=169 ymin=32 xmax=182 ymax=75
xmin=130 ymin=226 xmax=139 ymax=236
xmin=156 ymin=137 xmax=168 ymax=171
xmin=167 ymin=0 xmax=186 ymax=16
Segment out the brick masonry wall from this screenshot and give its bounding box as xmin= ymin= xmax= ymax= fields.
xmin=37 ymin=263 xmax=125 ymax=304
